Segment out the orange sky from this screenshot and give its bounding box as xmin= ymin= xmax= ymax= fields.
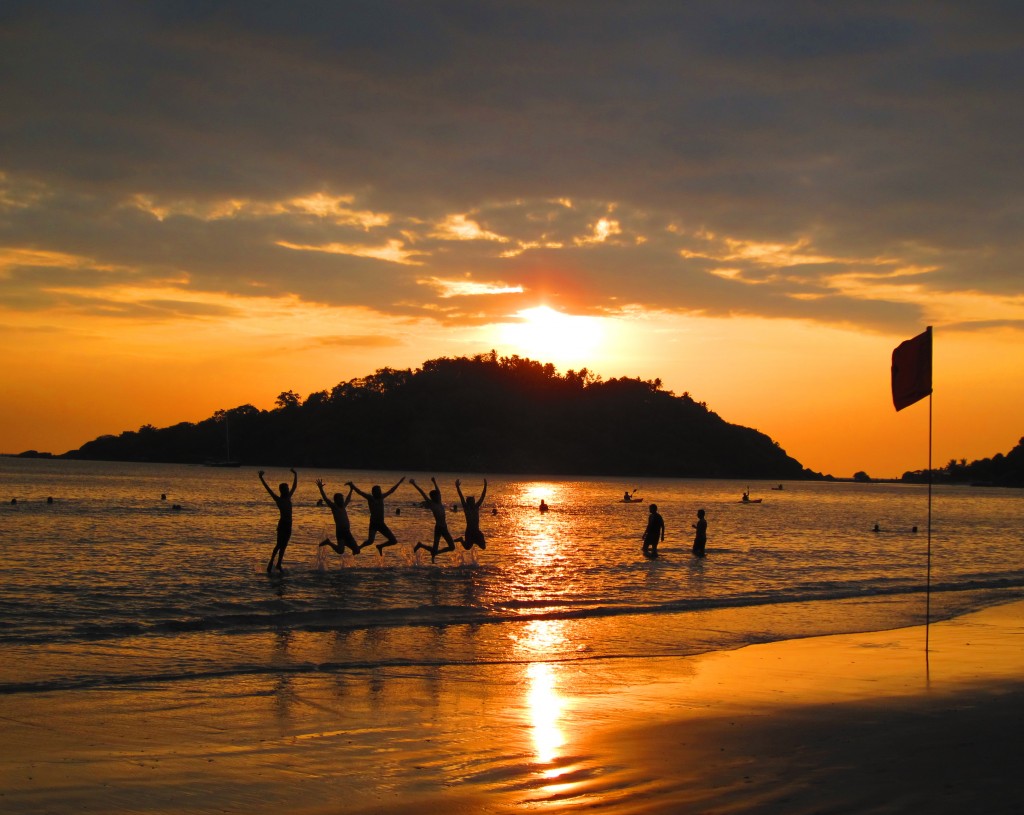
xmin=3 ymin=4 xmax=1023 ymax=478
xmin=3 ymin=290 xmax=1021 ymax=478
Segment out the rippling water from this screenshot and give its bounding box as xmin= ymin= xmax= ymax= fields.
xmin=2 ymin=457 xmax=1022 ymax=694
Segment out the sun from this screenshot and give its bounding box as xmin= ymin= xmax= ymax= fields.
xmin=495 ymin=306 xmax=605 ymax=367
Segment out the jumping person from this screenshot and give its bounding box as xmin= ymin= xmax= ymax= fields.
xmin=455 ymin=477 xmax=488 ymax=551
xmin=315 ymin=478 xmax=362 ymax=556
xmin=410 ymin=477 xmax=457 ymax=563
xmin=258 ymin=468 xmax=298 ymax=573
xmin=348 ymin=477 xmax=405 ymax=555
xmin=642 ymin=502 xmax=665 ymax=556
xmin=692 ymin=508 xmax=708 ymax=557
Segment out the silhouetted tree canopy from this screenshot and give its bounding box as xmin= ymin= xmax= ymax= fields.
xmin=63 ymin=352 xmax=823 ymax=479
xmin=901 ymin=436 xmax=1024 ymax=487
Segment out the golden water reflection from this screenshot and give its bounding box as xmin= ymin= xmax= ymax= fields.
xmin=527 ymin=662 xmax=564 ymax=766
xmin=515 ymin=481 xmax=574 ymax=572
xmin=518 ymin=619 xmax=569 ymax=773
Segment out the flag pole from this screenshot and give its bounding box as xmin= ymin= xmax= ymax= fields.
xmin=889 ymin=324 xmax=934 ymax=656
xmin=925 ymin=325 xmax=934 ymax=655
xmin=926 ymin=384 xmax=933 ymax=653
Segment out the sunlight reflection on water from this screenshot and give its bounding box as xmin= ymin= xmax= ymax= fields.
xmin=527 ymin=661 xmax=565 ymax=766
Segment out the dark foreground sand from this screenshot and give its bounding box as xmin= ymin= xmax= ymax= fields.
xmin=2 ymin=600 xmax=1023 ymax=814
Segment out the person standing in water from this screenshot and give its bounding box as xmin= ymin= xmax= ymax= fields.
xmin=642 ymin=503 xmax=665 ymax=556
xmin=315 ymin=478 xmax=363 ymax=556
xmin=692 ymin=508 xmax=708 ymax=557
xmin=455 ymin=477 xmax=488 ymax=551
xmin=348 ymin=477 xmax=405 ymax=555
xmin=410 ymin=477 xmax=457 ymax=563
xmin=258 ymin=468 xmax=298 ymax=573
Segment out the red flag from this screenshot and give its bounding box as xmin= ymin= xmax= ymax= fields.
xmin=891 ymin=327 xmax=932 ymax=411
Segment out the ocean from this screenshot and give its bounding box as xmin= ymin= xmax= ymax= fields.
xmin=2 ymin=457 xmax=1023 ymax=697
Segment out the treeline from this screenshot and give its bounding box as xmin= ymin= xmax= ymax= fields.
xmin=65 ymin=352 xmax=819 ymax=480
xmin=901 ymin=437 xmax=1024 ymax=487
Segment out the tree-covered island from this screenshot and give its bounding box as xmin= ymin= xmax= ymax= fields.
xmin=22 ymin=353 xmax=831 ymax=479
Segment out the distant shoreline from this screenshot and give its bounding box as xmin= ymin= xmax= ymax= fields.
xmin=8 ymin=453 xmax=1024 ymax=488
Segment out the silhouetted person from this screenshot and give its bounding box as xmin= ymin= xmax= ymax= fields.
xmin=316 ymin=478 xmax=362 ymax=556
xmin=539 ymin=499 xmax=548 ymax=513
xmin=692 ymin=508 xmax=707 ymax=557
xmin=455 ymin=478 xmax=488 ymax=551
xmin=642 ymin=503 xmax=665 ymax=556
xmin=411 ymin=477 xmax=457 ymax=563
xmin=348 ymin=477 xmax=404 ymax=555
xmin=259 ymin=468 xmax=297 ymax=573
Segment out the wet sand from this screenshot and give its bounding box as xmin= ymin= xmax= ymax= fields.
xmin=2 ymin=600 xmax=1022 ymax=814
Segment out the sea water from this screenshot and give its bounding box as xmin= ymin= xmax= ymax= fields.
xmin=2 ymin=457 xmax=1022 ymax=695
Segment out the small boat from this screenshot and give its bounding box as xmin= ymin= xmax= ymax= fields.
xmin=618 ymin=497 xmax=645 ymax=503
xmin=204 ymin=415 xmax=240 ymax=467
xmin=740 ymin=497 xmax=763 ymax=504
xmin=771 ymin=484 xmax=784 ymax=491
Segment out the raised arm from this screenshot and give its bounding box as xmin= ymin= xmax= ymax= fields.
xmin=257 ymin=470 xmax=275 ymax=497
xmin=315 ymin=478 xmax=332 ymax=507
xmin=382 ymin=476 xmax=406 ymax=498
xmin=430 ymin=476 xmax=442 ymax=500
xmin=288 ymin=468 xmax=298 ymax=496
xmin=478 ymin=479 xmax=488 ymax=507
xmin=409 ymin=478 xmax=428 ymax=500
xmin=347 ymin=481 xmax=371 ymax=500
xmin=455 ymin=479 xmax=466 ymax=507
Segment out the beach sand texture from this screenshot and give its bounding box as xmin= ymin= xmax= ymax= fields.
xmin=3 ymin=600 xmax=1021 ymax=814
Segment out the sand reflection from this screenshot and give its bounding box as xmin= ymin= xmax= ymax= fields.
xmin=516 ymin=619 xmax=569 ymax=773
xmin=527 ymin=662 xmax=564 ymax=766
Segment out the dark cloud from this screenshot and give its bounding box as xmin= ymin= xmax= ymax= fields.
xmin=2 ymin=1 xmax=1022 ymax=334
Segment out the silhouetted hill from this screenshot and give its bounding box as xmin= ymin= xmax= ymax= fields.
xmin=63 ymin=352 xmax=822 ymax=479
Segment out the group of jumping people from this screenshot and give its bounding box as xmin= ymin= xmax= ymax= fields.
xmin=258 ymin=470 xmax=488 ymax=573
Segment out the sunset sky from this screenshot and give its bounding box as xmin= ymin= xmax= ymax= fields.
xmin=2 ymin=2 xmax=1023 ymax=478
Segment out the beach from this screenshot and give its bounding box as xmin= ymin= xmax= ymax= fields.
xmin=3 ymin=599 xmax=1022 ymax=814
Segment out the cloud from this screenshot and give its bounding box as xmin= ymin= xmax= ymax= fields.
xmin=1 ymin=1 xmax=1022 ymax=336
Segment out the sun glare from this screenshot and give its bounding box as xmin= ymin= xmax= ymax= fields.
xmin=497 ymin=306 xmax=605 ymax=366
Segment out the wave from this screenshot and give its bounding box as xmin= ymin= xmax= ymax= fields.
xmin=4 ymin=574 xmax=1024 ymax=647
xmin=4 ymin=586 xmax=1022 ymax=698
